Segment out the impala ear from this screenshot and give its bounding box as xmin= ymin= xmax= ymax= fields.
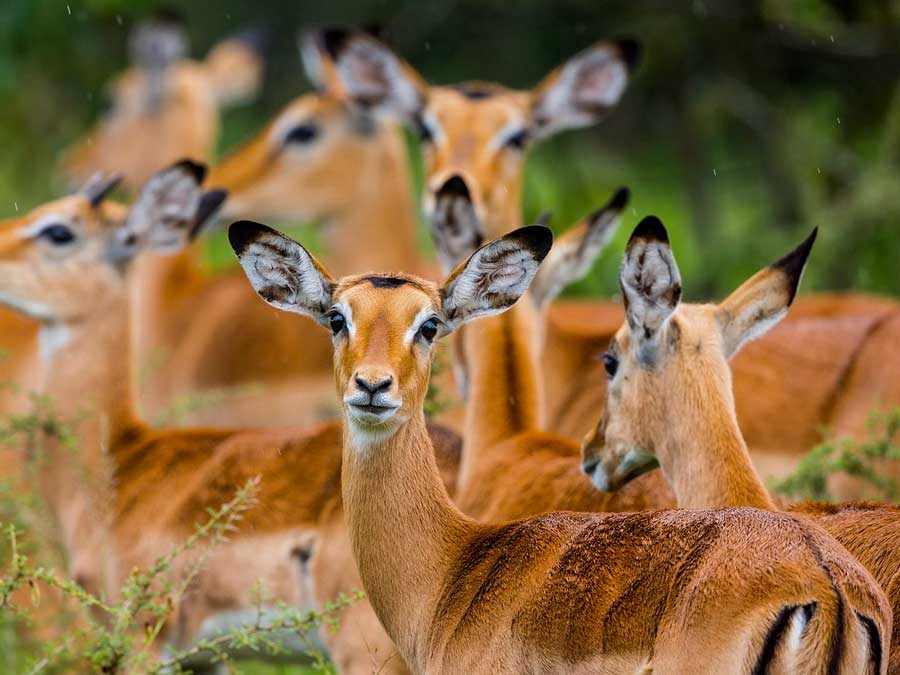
xmin=82 ymin=172 xmax=124 ymax=208
xmin=229 ymin=220 xmax=335 ymax=322
xmin=531 ymin=39 xmax=639 ymax=141
xmin=440 ymin=226 xmax=553 ymax=332
xmin=324 ymin=29 xmax=427 ymax=124
xmin=110 ymin=160 xmax=221 ymax=263
xmin=298 ymin=27 xmax=344 ymax=93
xmin=128 ymin=9 xmax=188 ymax=71
xmin=531 ymin=187 xmax=628 ymax=307
xmin=620 ymin=216 xmax=681 ymax=366
xmin=717 ymin=228 xmax=817 ymax=359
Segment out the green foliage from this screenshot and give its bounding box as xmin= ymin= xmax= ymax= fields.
xmin=772 ymin=408 xmax=900 ymax=502
xmin=0 ymin=399 xmax=357 ymax=673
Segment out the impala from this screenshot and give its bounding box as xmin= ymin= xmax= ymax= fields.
xmin=233 ymin=218 xmax=888 ymax=675
xmin=64 ymin=11 xmax=264 ymax=190
xmin=581 ymin=216 xmax=900 ymax=670
xmin=323 ymin=27 xmax=900 ymax=498
xmin=0 ymin=162 xmax=458 ymax=673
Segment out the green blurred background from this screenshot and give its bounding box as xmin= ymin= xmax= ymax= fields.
xmin=1 ymin=0 xmax=898 ymax=301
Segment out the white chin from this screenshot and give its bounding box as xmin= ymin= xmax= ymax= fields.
xmin=588 ymin=467 xmax=611 ymax=493
xmin=350 ymin=409 xmax=398 ymax=426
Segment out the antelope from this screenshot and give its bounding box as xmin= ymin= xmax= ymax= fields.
xmin=0 ymin=162 xmax=459 ymax=672
xmin=232 ymin=218 xmax=889 ymax=675
xmin=580 ymin=216 xmax=900 ymax=670
xmin=64 ymin=11 xmax=265 ymax=190
xmin=432 ymin=186 xmax=676 ymax=520
xmin=323 ymin=29 xmax=900 ymax=497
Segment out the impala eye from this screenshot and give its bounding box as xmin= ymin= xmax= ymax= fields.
xmin=38 ymin=223 xmax=76 ymax=246
xmin=284 ymin=122 xmax=320 ymax=145
xmin=418 ymin=318 xmax=440 ymax=343
xmin=413 ymin=116 xmax=434 ymax=144
xmin=504 ymin=129 xmax=529 ymax=151
xmin=602 ymin=352 xmax=618 ymax=378
xmin=328 ymin=312 xmax=346 ymax=336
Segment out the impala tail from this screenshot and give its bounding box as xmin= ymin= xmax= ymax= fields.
xmin=753 ymin=584 xmax=885 ymax=675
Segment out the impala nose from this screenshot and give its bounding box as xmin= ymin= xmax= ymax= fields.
xmin=436 ymin=174 xmax=471 ymax=202
xmin=354 ymin=374 xmax=394 ymax=397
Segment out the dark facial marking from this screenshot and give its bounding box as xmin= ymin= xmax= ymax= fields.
xmin=455 ymin=85 xmax=495 ymax=100
xmin=366 ymin=275 xmax=411 ymax=289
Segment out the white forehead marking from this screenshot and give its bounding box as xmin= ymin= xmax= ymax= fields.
xmin=19 ymin=213 xmax=74 ymax=239
xmin=333 ymin=301 xmax=355 ymax=338
xmin=271 ymin=110 xmax=315 ymax=146
xmin=487 ymin=116 xmax=528 ymax=153
xmin=421 ymin=109 xmax=446 ymax=147
xmin=404 ymin=305 xmax=436 ymax=346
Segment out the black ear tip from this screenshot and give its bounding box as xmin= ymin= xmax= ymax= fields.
xmin=228 ymin=220 xmax=267 ymax=255
xmin=173 ymin=159 xmax=207 ymax=184
xmin=607 ymin=187 xmax=630 ymax=212
xmin=513 ymin=224 xmax=554 ymax=261
xmin=319 ymin=27 xmax=351 ymax=59
xmin=150 ymin=6 xmax=185 ymax=27
xmin=616 ymin=38 xmax=642 ymax=70
xmin=770 ymin=226 xmax=818 ymax=303
xmin=628 ymin=215 xmax=668 ymax=246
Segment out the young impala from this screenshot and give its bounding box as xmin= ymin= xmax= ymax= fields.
xmin=581 ymin=216 xmax=900 ymax=670
xmin=233 ymin=218 xmax=888 ymax=675
xmin=0 ymin=162 xmax=459 ymax=673
xmin=324 ymin=28 xmax=900 ymax=498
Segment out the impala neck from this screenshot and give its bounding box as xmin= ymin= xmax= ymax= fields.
xmin=132 ymin=245 xmax=206 ymax=355
xmin=37 ymin=288 xmax=139 ymax=563
xmin=341 ymin=408 xmax=469 ymax=660
xmin=460 ymin=299 xmax=544 ymax=487
xmin=326 ymin=126 xmax=422 ymax=277
xmin=659 ymin=384 xmax=775 ymax=511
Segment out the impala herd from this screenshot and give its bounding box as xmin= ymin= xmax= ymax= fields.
xmin=1 ymin=17 xmax=898 ymax=675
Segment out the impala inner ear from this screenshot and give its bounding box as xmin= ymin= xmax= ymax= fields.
xmin=82 ymin=173 xmax=124 ymax=208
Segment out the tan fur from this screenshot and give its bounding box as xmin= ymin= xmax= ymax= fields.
xmin=0 ymin=190 xmax=460 ymax=672
xmin=237 ymin=225 xmax=889 ymax=674
xmin=583 ymin=236 xmax=899 ymax=670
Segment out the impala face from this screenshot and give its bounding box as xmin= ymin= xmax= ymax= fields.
xmin=581 ymin=218 xmax=818 ymax=492
xmin=0 ymin=191 xmax=126 ymax=322
xmin=209 ymin=93 xmax=388 ymax=221
xmin=230 ymin=221 xmax=553 ymax=446
xmin=0 ymin=163 xmax=222 ymax=324
xmin=323 ymin=29 xmax=637 ymax=268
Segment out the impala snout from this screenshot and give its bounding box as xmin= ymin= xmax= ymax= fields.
xmin=581 ymin=428 xmax=659 ymax=493
xmin=344 ymin=369 xmax=401 ymax=425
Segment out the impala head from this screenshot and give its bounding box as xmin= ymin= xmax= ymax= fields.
xmin=231 ymin=221 xmax=552 ymax=444
xmin=0 ymin=161 xmax=224 ymax=324
xmin=321 ymin=28 xmax=638 ymax=255
xmin=209 ymin=29 xmax=402 ymax=222
xmin=580 ymin=218 xmax=818 ymax=491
